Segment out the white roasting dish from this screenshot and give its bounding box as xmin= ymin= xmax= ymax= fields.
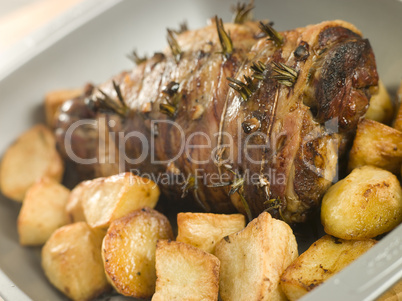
xmin=0 ymin=0 xmax=401 ymax=300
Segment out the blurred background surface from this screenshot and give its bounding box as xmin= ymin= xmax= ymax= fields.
xmin=0 ymin=0 xmax=83 ymax=52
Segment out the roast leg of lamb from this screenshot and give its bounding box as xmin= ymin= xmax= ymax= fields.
xmin=55 ymin=17 xmax=378 ymax=223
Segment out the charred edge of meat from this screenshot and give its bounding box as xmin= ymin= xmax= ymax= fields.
xmin=318 ymin=26 xmax=360 ymax=48
xmin=313 ymin=38 xmax=378 ymax=129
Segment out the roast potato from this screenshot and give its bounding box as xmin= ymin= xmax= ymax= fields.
xmin=280 ymin=235 xmax=376 ymax=301
xmin=393 ymin=80 xmax=402 ymax=131
xmin=0 ymin=124 xmax=64 ymax=201
xmin=377 ymin=279 xmax=402 ymax=301
xmin=215 ymin=212 xmax=298 ymax=301
xmin=102 ymin=207 xmax=173 ymax=298
xmin=152 ymin=240 xmax=220 ymax=301
xmin=321 ymin=165 xmax=402 ymax=239
xmin=366 ymin=80 xmax=394 ymax=124
xmin=176 ymin=212 xmax=245 ymax=253
xmin=18 ymin=177 xmax=70 ymax=246
xmin=65 ymin=181 xmax=88 ymax=223
xmin=44 ymin=88 xmax=82 ymax=127
xmin=42 ymin=222 xmax=110 ymax=301
xmin=81 ymin=172 xmax=160 ymax=229
xmin=348 ymin=119 xmax=402 ymax=174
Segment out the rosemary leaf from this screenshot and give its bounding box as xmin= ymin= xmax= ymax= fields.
xmin=167 ymin=29 xmax=182 ymax=61
xmin=216 ymin=16 xmax=233 ymax=58
xmin=239 ymin=192 xmax=253 ymax=222
xmin=250 ymin=61 xmax=266 ymax=80
xmin=259 ymin=21 xmax=283 ymax=47
xmin=127 ymin=50 xmax=147 ymax=65
xmin=233 ymin=0 xmax=254 ymax=24
xmin=159 ymin=103 xmax=177 ymax=118
xmin=272 ymin=62 xmax=298 ymax=87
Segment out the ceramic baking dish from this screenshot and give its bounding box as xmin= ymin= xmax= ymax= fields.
xmin=0 ymin=0 xmax=401 ymax=300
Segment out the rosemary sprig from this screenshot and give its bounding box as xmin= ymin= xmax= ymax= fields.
xmin=239 ymin=191 xmax=253 ymax=222
xmin=229 ymin=176 xmax=252 ymax=222
xmin=259 ymin=21 xmax=283 ymax=47
xmin=93 ymin=82 xmax=128 ymax=117
xmin=227 ymin=75 xmax=256 ymax=101
xmin=214 ymin=146 xmax=228 ymax=170
xmin=272 ymin=62 xmax=298 ymax=87
xmin=228 ymin=177 xmax=244 ymax=196
xmin=182 ymin=175 xmax=211 ymax=212
xmin=181 ymin=175 xmax=196 ymax=198
xmin=167 ymin=29 xmax=182 ymax=61
xmin=243 ymin=75 xmax=256 ymax=91
xmin=250 ymin=61 xmax=266 ymax=80
xmin=113 ymin=80 xmax=125 ymax=106
xmin=160 ymin=81 xmax=181 ymax=118
xmin=207 ymin=181 xmax=232 ymax=188
xmin=259 ymin=175 xmax=270 ymax=199
xmin=264 ymin=198 xmax=286 ymax=221
xmin=175 ymin=21 xmax=188 ymax=34
xmin=159 ymin=103 xmax=177 ymax=118
xmin=216 ymin=16 xmax=233 ymax=58
xmin=227 ymin=77 xmax=252 ymax=100
xmin=264 ymin=198 xmax=281 ymax=209
xmin=127 ymin=50 xmax=147 ymax=65
xmin=233 ymin=0 xmax=254 ymax=24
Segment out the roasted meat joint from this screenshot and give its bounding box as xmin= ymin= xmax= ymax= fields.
xmin=56 ymin=14 xmax=378 ymax=223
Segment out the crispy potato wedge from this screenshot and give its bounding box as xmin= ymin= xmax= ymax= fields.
xmin=365 ymin=80 xmax=394 ymax=124
xmin=18 ymin=177 xmax=70 ymax=246
xmin=42 ymin=222 xmax=110 ymax=301
xmin=152 ymin=240 xmax=220 ymax=301
xmin=0 ymin=124 xmax=64 ymax=201
xmin=215 ymin=212 xmax=298 ymax=301
xmin=321 ymin=165 xmax=402 ymax=239
xmin=393 ymin=81 xmax=402 ymax=131
xmin=81 ymin=172 xmax=160 ymax=229
xmin=44 ymin=88 xmax=82 ymax=127
xmin=348 ymin=119 xmax=402 ymax=174
xmin=102 ymin=207 xmax=173 ymax=298
xmin=66 ymin=181 xmax=88 ymax=223
xmin=176 ymin=212 xmax=245 ymax=254
xmin=280 ymin=235 xmax=376 ymax=301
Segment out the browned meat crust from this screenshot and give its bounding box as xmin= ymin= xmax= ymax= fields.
xmin=56 ymin=19 xmax=378 ymax=223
